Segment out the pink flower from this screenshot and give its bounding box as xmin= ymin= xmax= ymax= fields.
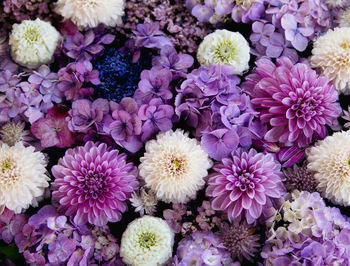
xmin=206 ymin=148 xmax=285 ymax=224
xmin=51 ymin=141 xmax=139 ymax=226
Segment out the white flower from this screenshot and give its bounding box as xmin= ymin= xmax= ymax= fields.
xmin=120 ymin=216 xmax=174 ymax=266
xmin=197 ymin=29 xmax=250 ymax=75
xmin=0 ymin=142 xmax=49 ymax=213
xmin=310 ymin=27 xmax=350 ymax=94
xmin=139 ymin=130 xmax=212 ymax=204
xmin=130 ymin=187 xmax=158 ymax=216
xmin=306 ymin=131 xmax=350 ymax=206
xmin=9 ymin=19 xmax=61 ymax=69
xmin=55 ymin=0 xmax=125 ymax=29
xmin=339 ymin=8 xmax=350 ymax=27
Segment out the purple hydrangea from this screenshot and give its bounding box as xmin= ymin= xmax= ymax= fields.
xmin=172 ymin=231 xmax=235 ymax=265
xmin=103 ymin=97 xmax=143 ymax=153
xmin=138 ymin=98 xmax=174 ymax=141
xmin=262 ymin=191 xmax=350 ymax=265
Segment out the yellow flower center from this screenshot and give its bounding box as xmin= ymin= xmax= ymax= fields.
xmin=138 ymin=231 xmax=157 ymax=249
xmin=24 ymin=28 xmax=40 ymax=42
xmin=1 ymin=161 xmax=12 ymax=171
xmin=214 ymin=40 xmax=237 ymax=64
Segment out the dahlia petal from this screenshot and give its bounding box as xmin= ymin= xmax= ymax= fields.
xmin=249 ymin=200 xmax=262 ymax=219
xmin=242 ymin=193 xmax=252 ymax=209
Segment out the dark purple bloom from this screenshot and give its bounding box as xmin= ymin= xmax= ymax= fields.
xmin=134 ymin=67 xmax=173 ymax=104
xmin=31 ymin=106 xmax=76 ymax=148
xmin=23 ymin=251 xmax=45 ymax=266
xmin=56 ymin=61 xmax=99 ymax=100
xmin=68 ymin=98 xmax=109 ymax=133
xmin=104 ymin=98 xmax=142 ymax=153
xmin=64 ymin=27 xmax=115 ymax=61
xmin=138 ymin=98 xmax=174 ymax=141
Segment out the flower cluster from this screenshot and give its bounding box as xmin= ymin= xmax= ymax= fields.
xmin=262 ymin=191 xmax=350 ymax=265
xmin=1 ymin=0 xmax=350 ymax=265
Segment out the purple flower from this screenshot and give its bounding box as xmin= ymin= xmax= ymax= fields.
xmin=191 ymin=4 xmax=213 ymax=23
xmin=68 ymin=98 xmax=109 ymax=133
xmin=48 ymin=234 xmax=77 ymax=264
xmin=134 ymin=67 xmax=173 ymax=105
xmin=52 ymin=141 xmax=139 ymax=226
xmin=250 ymin=21 xmax=275 ymax=47
xmin=133 ymin=22 xmax=173 ymax=49
xmin=28 ymin=65 xmax=62 ymax=104
xmin=138 ymin=98 xmax=174 ymax=141
xmin=173 ymin=231 xmax=234 ymax=265
xmin=281 ymin=13 xmax=313 ymax=51
xmin=64 ymin=27 xmax=115 ymax=61
xmin=105 ymin=98 xmax=142 ymax=153
xmin=152 ymin=45 xmax=194 ymax=75
xmin=23 ymin=251 xmax=45 ymax=266
xmin=207 ymin=148 xmax=285 ymax=224
xmin=201 ymin=128 xmax=239 ymax=161
xmin=246 ymin=57 xmax=341 ymax=149
xmin=56 ymin=61 xmax=99 ymax=100
xmin=31 ymin=106 xmax=76 ymax=148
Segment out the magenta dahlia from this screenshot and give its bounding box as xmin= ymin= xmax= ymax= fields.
xmin=244 ymin=57 xmax=341 ymax=148
xmin=51 ymin=141 xmax=139 ymax=226
xmin=206 ymin=148 xmax=285 ymax=224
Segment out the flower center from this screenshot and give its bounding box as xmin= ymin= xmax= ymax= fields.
xmin=0 ymin=158 xmax=20 ymax=185
xmin=172 ymin=159 xmax=181 ymax=169
xmin=341 ymin=41 xmax=350 ymax=50
xmin=214 ymin=40 xmax=237 ymax=64
xmin=24 ymin=28 xmax=40 ymax=42
xmin=234 ymin=168 xmax=257 ymax=191
xmin=82 ymin=171 xmax=106 ymax=196
xmin=138 ymin=231 xmax=157 ymax=249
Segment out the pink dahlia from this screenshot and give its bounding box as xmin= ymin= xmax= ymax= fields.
xmin=206 ymin=148 xmax=285 ymax=224
xmin=244 ymin=57 xmax=341 ymax=148
xmin=51 ymin=141 xmax=139 ymax=226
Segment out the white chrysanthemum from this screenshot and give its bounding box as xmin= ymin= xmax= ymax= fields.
xmin=310 ymin=27 xmax=350 ymax=94
xmin=139 ymin=130 xmax=212 ymax=204
xmin=9 ymin=19 xmax=61 ymax=69
xmin=197 ymin=29 xmax=250 ymax=75
xmin=0 ymin=142 xmax=49 ymax=213
xmin=339 ymin=9 xmax=350 ymax=27
xmin=120 ymin=216 xmax=174 ymax=266
xmin=306 ymin=131 xmax=350 ymax=206
xmin=55 ymin=0 xmax=125 ymax=29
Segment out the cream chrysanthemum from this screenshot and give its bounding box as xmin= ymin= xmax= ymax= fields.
xmin=9 ymin=19 xmax=61 ymax=69
xmin=55 ymin=0 xmax=125 ymax=29
xmin=306 ymin=131 xmax=350 ymax=206
xmin=139 ymin=130 xmax=212 ymax=204
xmin=0 ymin=142 xmax=49 ymax=214
xmin=197 ymin=29 xmax=250 ymax=75
xmin=120 ymin=216 xmax=174 ymax=266
xmin=310 ymin=27 xmax=350 ymax=94
xmin=324 ymin=0 xmax=349 ymax=8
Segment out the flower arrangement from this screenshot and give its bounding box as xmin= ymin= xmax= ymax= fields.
xmin=0 ymin=0 xmax=350 ymax=265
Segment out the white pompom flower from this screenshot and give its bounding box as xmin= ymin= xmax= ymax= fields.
xmin=55 ymin=0 xmax=125 ymax=29
xmin=0 ymin=142 xmax=49 ymax=214
xmin=310 ymin=27 xmax=350 ymax=94
xmin=197 ymin=29 xmax=250 ymax=75
xmin=120 ymin=216 xmax=174 ymax=266
xmin=9 ymin=18 xmax=61 ymax=69
xmin=307 ymin=130 xmax=350 ymax=206
xmin=139 ymin=130 xmax=212 ymax=204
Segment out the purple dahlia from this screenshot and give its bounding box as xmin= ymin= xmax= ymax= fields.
xmin=244 ymin=57 xmax=341 ymax=148
xmin=51 ymin=141 xmax=139 ymax=226
xmin=206 ymin=148 xmax=285 ymax=224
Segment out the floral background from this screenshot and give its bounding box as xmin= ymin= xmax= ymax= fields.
xmin=1 ymin=0 xmax=350 ymax=265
